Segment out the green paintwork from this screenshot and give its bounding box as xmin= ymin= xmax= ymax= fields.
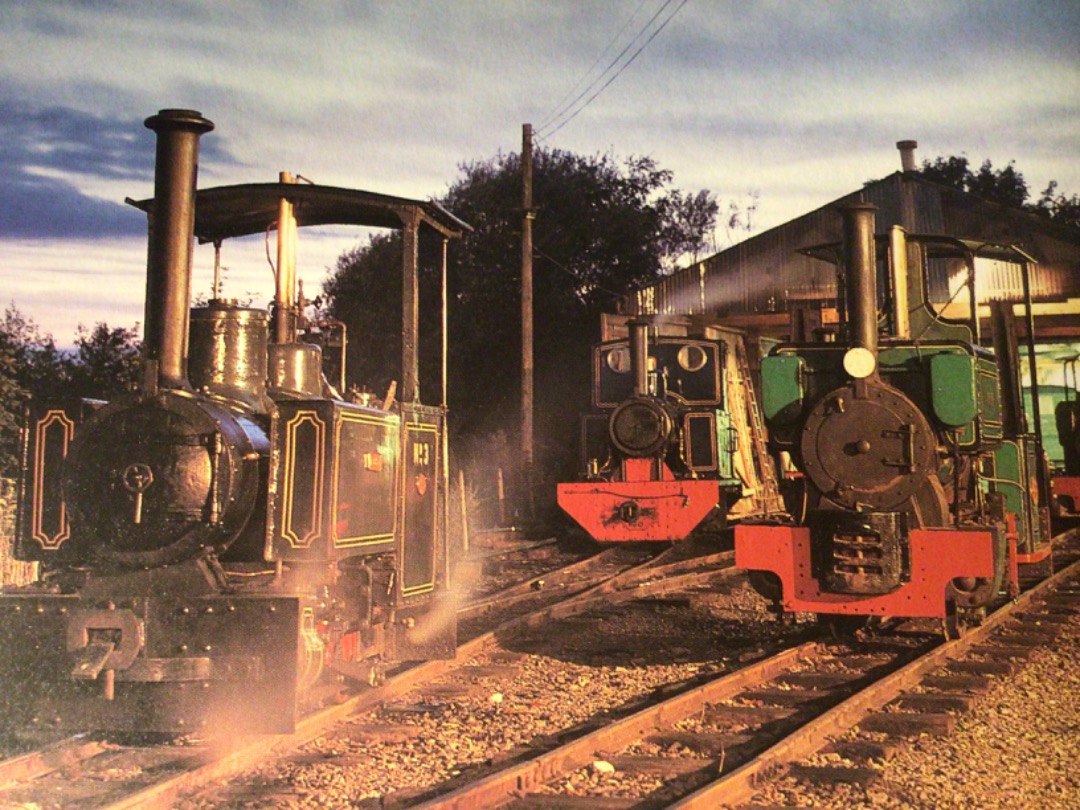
xmin=931 ymin=353 xmax=977 ymax=427
xmin=988 ymin=441 xmax=1024 ymax=517
xmin=984 ymin=439 xmax=1042 ymax=553
xmin=714 ymin=409 xmax=739 ymax=485
xmin=763 ymin=342 xmax=1002 ymax=450
xmin=761 ymin=355 xmax=804 ymax=423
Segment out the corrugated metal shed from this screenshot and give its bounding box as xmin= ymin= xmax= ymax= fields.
xmin=631 ymin=172 xmax=1080 ymax=323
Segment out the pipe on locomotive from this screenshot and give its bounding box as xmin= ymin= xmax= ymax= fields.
xmin=629 ymin=319 xmax=650 ymax=398
xmin=273 ymin=171 xmax=299 ymax=345
xmin=840 ymin=203 xmax=879 ymax=358
xmin=142 ymin=109 xmax=215 ymax=391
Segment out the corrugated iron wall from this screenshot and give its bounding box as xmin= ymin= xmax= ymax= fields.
xmin=634 ymin=174 xmax=1080 ymax=317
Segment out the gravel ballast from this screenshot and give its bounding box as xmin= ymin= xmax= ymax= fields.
xmin=751 ymin=607 xmax=1080 ymax=809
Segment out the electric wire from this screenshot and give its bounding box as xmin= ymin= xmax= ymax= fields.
xmin=538 ymin=0 xmax=680 ymax=139
xmin=537 ymin=0 xmax=690 ymax=141
xmin=536 ymin=0 xmax=653 ymax=132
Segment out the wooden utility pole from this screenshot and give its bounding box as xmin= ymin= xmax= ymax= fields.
xmin=521 ymin=124 xmax=535 ymax=514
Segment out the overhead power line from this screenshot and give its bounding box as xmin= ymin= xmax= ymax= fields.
xmin=537 ymin=0 xmax=690 ymax=141
xmin=536 ymin=0 xmax=653 ymax=132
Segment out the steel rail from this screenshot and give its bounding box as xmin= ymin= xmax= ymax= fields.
xmin=0 ymin=736 xmax=109 ymax=788
xmin=669 ymin=552 xmax=1080 ymax=808
xmin=458 ymin=547 xmax=624 ymax=620
xmin=409 ymin=643 xmax=819 ymax=810
xmin=92 ymin=544 xmax=732 ymax=809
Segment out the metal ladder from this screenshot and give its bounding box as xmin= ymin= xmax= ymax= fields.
xmin=734 ymin=336 xmax=783 ymax=514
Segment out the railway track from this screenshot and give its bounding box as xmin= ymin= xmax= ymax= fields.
xmin=0 ymin=538 xmax=740 ymax=809
xmin=3 ymin=536 xmax=1073 ymax=809
xmin=412 ymin=541 xmax=1080 ymax=809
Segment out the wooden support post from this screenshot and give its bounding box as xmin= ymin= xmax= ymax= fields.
xmin=458 ymin=468 xmax=470 ymax=556
xmin=497 ymin=467 xmax=507 ymax=527
xmin=521 ymin=123 xmax=535 ymax=518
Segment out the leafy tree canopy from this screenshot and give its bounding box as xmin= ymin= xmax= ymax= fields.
xmin=0 ymin=305 xmax=140 ymax=475
xmin=918 ymin=155 xmax=1080 ymax=229
xmin=323 ymin=147 xmax=719 ymax=483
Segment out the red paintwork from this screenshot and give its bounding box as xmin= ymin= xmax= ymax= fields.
xmin=735 ymin=524 xmax=995 ymax=619
xmin=558 ymin=476 xmax=720 ymax=542
xmin=1016 ymin=545 xmax=1053 ymax=564
xmin=1005 ymin=513 xmax=1020 ymax=598
xmin=1052 ymin=475 xmax=1080 ymax=514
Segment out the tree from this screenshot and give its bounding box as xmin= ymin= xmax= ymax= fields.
xmin=323 ymin=147 xmax=719 ymax=493
xmin=1032 ymin=180 xmax=1080 ymax=230
xmin=0 ymin=306 xmax=62 ymax=475
xmin=322 ymin=234 xmax=405 ymax=401
xmin=0 ymin=306 xmax=141 ymax=476
xmin=1 ymin=306 xmax=67 ymax=403
xmin=0 ymin=343 xmax=21 ymax=477
xmin=69 ymin=322 xmax=142 ymax=399
xmin=918 ymin=156 xmax=1079 ymax=228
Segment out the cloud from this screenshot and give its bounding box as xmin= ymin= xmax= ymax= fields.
xmin=1 ymin=1 xmax=1078 ymax=342
xmin=0 ymin=97 xmax=234 ymax=238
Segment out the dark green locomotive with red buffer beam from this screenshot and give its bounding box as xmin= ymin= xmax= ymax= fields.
xmin=736 ymin=204 xmax=1052 ymax=628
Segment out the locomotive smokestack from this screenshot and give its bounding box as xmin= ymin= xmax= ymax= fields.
xmin=840 ymin=203 xmax=879 ymax=358
xmin=143 ymin=109 xmax=215 ymax=390
xmin=629 ymin=319 xmax=650 ymax=398
xmin=897 ymin=140 xmax=918 ymax=173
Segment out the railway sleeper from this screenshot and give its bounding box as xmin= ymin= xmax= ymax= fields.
xmin=606 ymin=754 xmax=721 ymax=778
xmin=945 ymin=659 xmax=1018 ymax=676
xmin=857 ymin=711 xmax=958 ymax=737
xmin=511 ymin=796 xmax=641 ymax=810
xmin=892 ymin=692 xmax=977 ymax=713
xmin=456 ymin=664 xmax=522 ymax=681
xmin=739 ymin=687 xmax=839 ymax=708
xmin=789 ymin=762 xmax=883 ymax=788
xmin=967 ymin=641 xmax=1040 ymax=657
xmin=644 ymin=730 xmax=756 ymax=757
xmin=702 ymin=704 xmax=800 ymax=728
xmin=1009 ymin=612 xmax=1072 ymax=626
xmin=920 ymin=673 xmax=995 ymax=694
xmin=984 ymin=625 xmax=1056 ymax=645
xmin=773 ymin=671 xmax=862 ymax=690
xmin=345 ymin=723 xmax=425 ymax=745
xmin=1037 ymin=606 xmax=1080 ymax=619
xmin=821 ymin=738 xmax=906 ymax=763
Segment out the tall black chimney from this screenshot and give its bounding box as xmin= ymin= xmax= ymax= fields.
xmin=840 ymin=203 xmax=879 ymax=358
xmin=142 ymin=109 xmax=214 ymax=390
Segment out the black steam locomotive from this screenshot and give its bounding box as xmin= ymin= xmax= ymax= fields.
xmin=736 ymin=204 xmax=1053 ymax=628
xmin=0 ymin=110 xmax=467 ymax=733
xmin=558 ymin=316 xmax=782 ymax=542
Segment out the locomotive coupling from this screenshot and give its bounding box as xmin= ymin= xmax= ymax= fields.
xmin=67 ymin=607 xmax=145 ymax=695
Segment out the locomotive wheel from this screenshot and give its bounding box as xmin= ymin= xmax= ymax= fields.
xmin=747 ymin=569 xmax=783 ymax=603
xmin=800 ymin=379 xmax=936 ymax=511
xmin=949 ymin=526 xmax=1007 ymax=609
xmin=820 ymin=614 xmax=869 ymax=639
xmin=943 ymin=605 xmax=985 ymax=639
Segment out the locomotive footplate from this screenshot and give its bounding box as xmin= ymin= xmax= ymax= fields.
xmin=735 ymin=523 xmax=995 ymax=618
xmin=0 ymin=593 xmax=303 ymax=734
